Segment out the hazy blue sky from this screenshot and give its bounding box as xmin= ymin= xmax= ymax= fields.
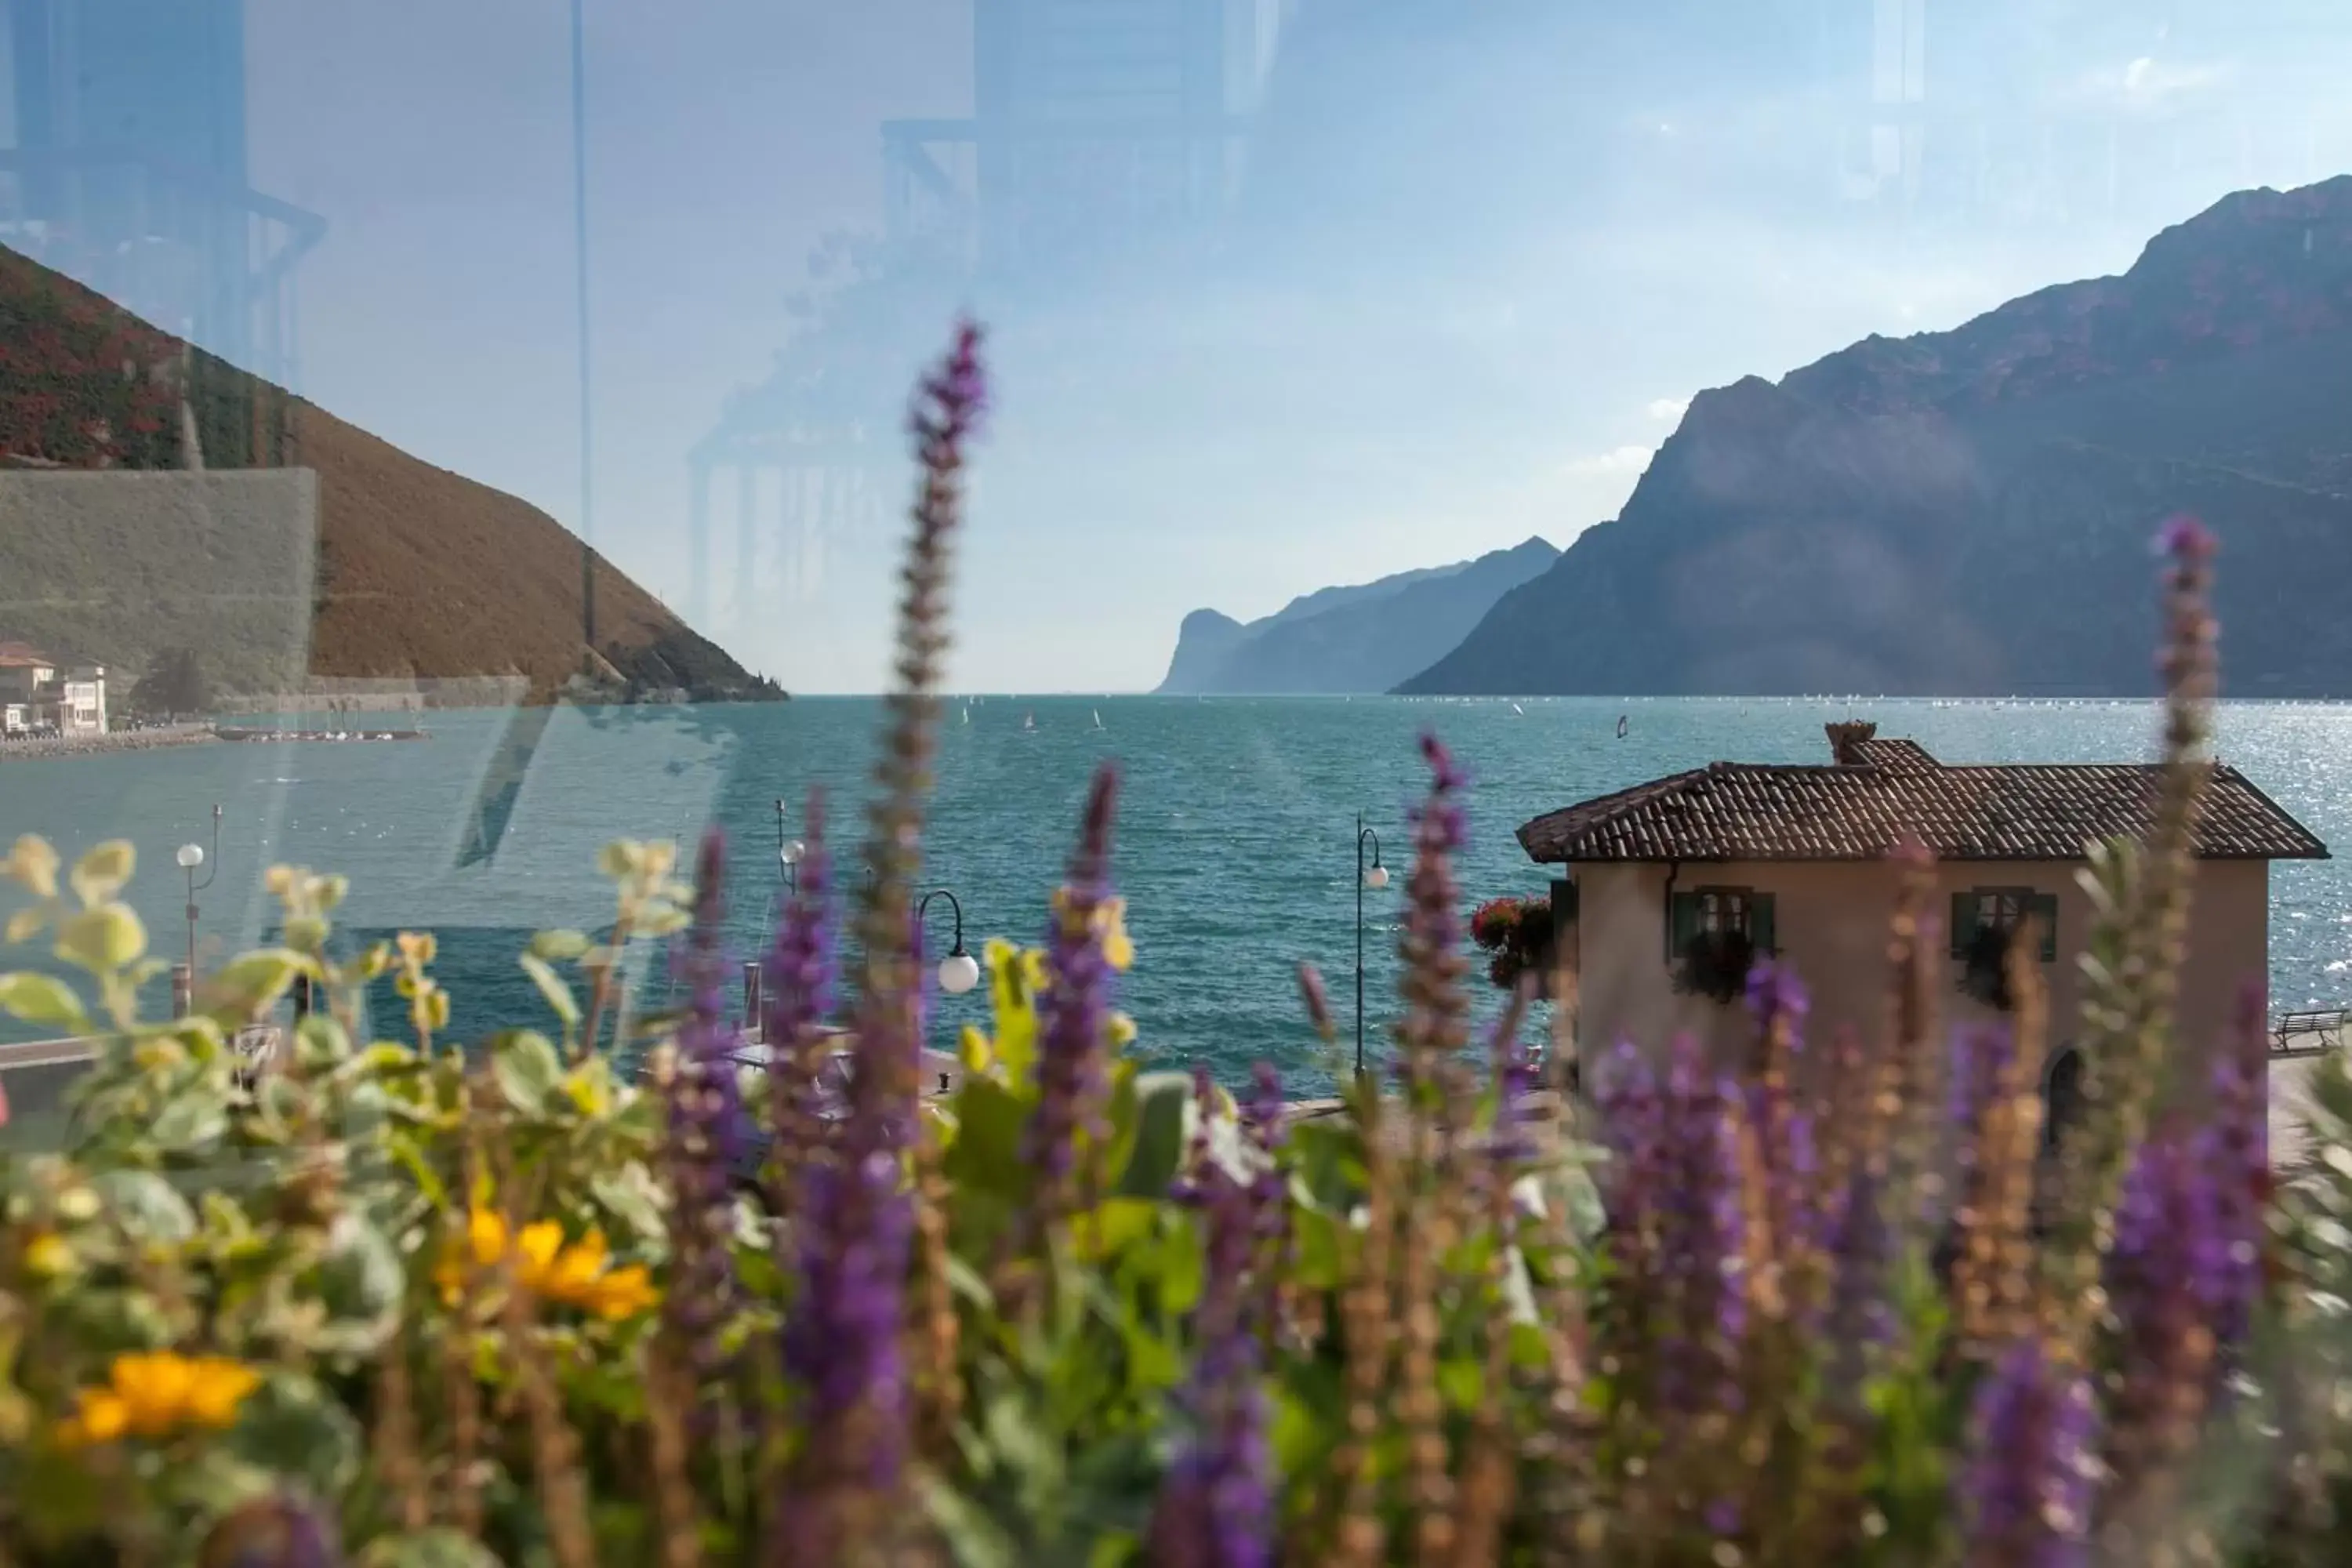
xmin=184 ymin=2 xmax=2352 ymax=689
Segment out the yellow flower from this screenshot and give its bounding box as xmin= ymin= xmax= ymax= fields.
xmin=23 ymin=1230 xmax=73 ymax=1278
xmin=512 ymin=1220 xmax=565 ymax=1287
xmin=437 ymin=1208 xmax=657 ymax=1319
xmin=575 ymin=1264 xmax=659 ymax=1320
xmin=1097 ymin=898 xmax=1134 ymax=972
xmin=536 ymin=1228 xmax=609 ymax=1300
xmin=467 ymin=1207 xmax=509 ymax=1269
xmin=1047 ymin=891 xmax=1133 ymax=971
xmin=56 ymin=1352 xmax=260 ymax=1447
xmin=394 ymin=931 xmax=437 ymax=967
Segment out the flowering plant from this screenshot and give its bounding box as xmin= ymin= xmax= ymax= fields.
xmin=1958 ymin=923 xmax=2019 ymax=1011
xmin=1468 ymin=895 xmax=1552 ymax=992
xmin=0 ymin=332 xmax=2347 ymax=1568
xmin=1673 ymin=926 xmax=1757 ymax=1004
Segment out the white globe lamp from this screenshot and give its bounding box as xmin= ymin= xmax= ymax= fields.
xmin=937 ymin=949 xmax=982 ymax=996
xmin=176 ymin=843 xmax=205 ymax=870
xmin=1363 ymin=863 xmax=1388 ymax=890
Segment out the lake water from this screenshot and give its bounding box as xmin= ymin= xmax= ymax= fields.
xmin=3 ymin=695 xmax=2349 ymax=1088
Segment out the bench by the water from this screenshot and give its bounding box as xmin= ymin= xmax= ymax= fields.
xmin=2272 ymin=1010 xmax=2347 ymax=1058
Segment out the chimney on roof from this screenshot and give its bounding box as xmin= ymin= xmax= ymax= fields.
xmin=1825 ymin=720 xmax=1878 ymax=766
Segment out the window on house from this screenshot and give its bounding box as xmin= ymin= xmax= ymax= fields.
xmin=1667 ymin=886 xmax=1777 ymax=956
xmin=1951 ymin=887 xmax=2058 ymax=963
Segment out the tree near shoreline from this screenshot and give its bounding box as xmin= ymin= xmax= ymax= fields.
xmin=127 ymin=645 xmax=211 ymax=720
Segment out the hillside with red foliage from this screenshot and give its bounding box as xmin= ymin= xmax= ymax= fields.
xmin=0 ymin=244 xmax=773 ymax=704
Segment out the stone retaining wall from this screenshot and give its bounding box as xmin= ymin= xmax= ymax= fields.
xmin=0 ymin=724 xmax=216 ymax=764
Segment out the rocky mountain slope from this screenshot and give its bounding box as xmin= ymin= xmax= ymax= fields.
xmin=1157 ymin=538 xmax=1556 ymax=694
xmin=0 ymin=243 xmax=777 ymax=704
xmin=1400 ymin=176 xmax=2352 ymax=698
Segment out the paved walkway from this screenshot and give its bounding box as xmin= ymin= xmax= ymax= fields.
xmin=2271 ymin=1052 xmax=2329 ymax=1174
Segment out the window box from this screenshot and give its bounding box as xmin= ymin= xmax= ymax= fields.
xmin=1951 ymin=888 xmax=2056 ymax=1011
xmin=1668 ymin=887 xmax=1774 ymax=1004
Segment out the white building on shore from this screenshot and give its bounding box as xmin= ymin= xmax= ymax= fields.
xmin=0 ymin=642 xmax=107 ymax=735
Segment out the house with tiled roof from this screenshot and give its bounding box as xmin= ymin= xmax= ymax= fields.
xmin=1519 ymin=721 xmax=2327 ymax=1123
xmin=0 ymin=641 xmax=106 ymax=735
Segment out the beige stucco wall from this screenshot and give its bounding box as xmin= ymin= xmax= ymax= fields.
xmin=1566 ymin=856 xmax=2270 ymax=1078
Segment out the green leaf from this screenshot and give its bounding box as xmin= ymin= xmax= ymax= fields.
xmin=4 ymin=901 xmax=50 ymax=944
xmin=146 ymin=1087 xmax=230 ymax=1152
xmin=1069 ymin=1197 xmax=1158 ymax=1262
xmin=1113 ymin=1071 xmax=1196 ymax=1199
xmin=355 ymin=1530 xmax=506 ymax=1568
xmin=531 ymin=927 xmax=593 ymax=962
xmin=519 ymin=953 xmax=581 ymax=1029
xmin=590 ymin=1165 xmax=666 ymax=1244
xmin=945 ymin=1076 xmax=1035 ymax=1203
xmin=384 ymin=1130 xmax=452 ymax=1211
xmin=1437 ymin=1357 xmax=1483 ymax=1412
xmin=212 ymin=949 xmax=310 ymax=1011
xmin=67 ymin=840 xmax=135 ymax=906
xmin=0 ymin=970 xmax=88 ymax=1029
xmin=314 ymin=1216 xmax=405 ymax=1344
xmin=88 ymin=1170 xmax=196 ymax=1242
xmin=54 ymin=903 xmax=145 ymax=971
xmin=224 ymin=1370 xmax=364 ymax=1497
xmin=490 ymin=1029 xmax=564 ymax=1114
xmin=1290 ymin=1207 xmax=1343 ymax=1290
xmin=946 ymin=1250 xmax=996 ymax=1313
xmin=918 ymin=1469 xmax=1019 ymax=1568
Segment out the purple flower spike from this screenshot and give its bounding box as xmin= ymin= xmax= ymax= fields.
xmin=783 ymin=1148 xmax=913 ymax=1486
xmin=913 ymin=319 xmax=988 ymax=451
xmin=763 ymin=788 xmax=840 ymax=1184
xmin=2190 ymin=982 xmax=2270 ymax=1352
xmin=1744 ymin=959 xmax=1809 ymax=1036
xmin=1957 ymin=1338 xmax=2100 ymax=1568
xmin=1599 ymin=1036 xmax=1749 ymax=1423
xmin=1821 ymin=1167 xmax=1892 ymax=1410
xmin=662 ymin=829 xmax=746 ymax=1382
xmin=1025 ymin=764 xmax=1122 ymax=1227
xmin=197 ymin=1494 xmax=343 ymax=1568
xmin=1153 ymin=1070 xmax=1277 ymax=1568
xmin=2103 ymin=1121 xmax=2228 ymax=1492
xmin=2155 ymin=514 xmax=2217 ymax=562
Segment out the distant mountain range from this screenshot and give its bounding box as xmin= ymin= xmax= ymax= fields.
xmin=1156 ymin=538 xmax=1557 ymax=694
xmin=0 ymin=243 xmax=777 ymax=705
xmin=1400 ymin=176 xmax=2352 ymax=698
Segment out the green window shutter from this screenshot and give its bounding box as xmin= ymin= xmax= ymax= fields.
xmin=2031 ymin=891 xmax=2060 ymax=962
xmin=1749 ymin=892 xmax=1777 ymax=956
xmin=1668 ymin=890 xmax=1700 ymax=960
xmin=1550 ymin=877 xmax=1579 ymax=950
xmin=1950 ymin=891 xmax=1980 ymax=959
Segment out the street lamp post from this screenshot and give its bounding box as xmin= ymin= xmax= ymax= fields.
xmin=775 ymin=798 xmax=805 ymax=895
xmin=915 ymin=888 xmax=982 ymax=998
xmin=1355 ymin=814 xmax=1388 ymax=1080
xmin=176 ymin=803 xmax=222 ymax=1004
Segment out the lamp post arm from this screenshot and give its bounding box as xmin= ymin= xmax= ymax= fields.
xmin=916 ymin=888 xmax=966 ymax=953
xmin=191 ymin=803 xmax=223 ymax=893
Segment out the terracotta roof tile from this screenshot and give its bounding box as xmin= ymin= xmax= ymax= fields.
xmin=1516 ymin=738 xmax=2328 ymax=865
